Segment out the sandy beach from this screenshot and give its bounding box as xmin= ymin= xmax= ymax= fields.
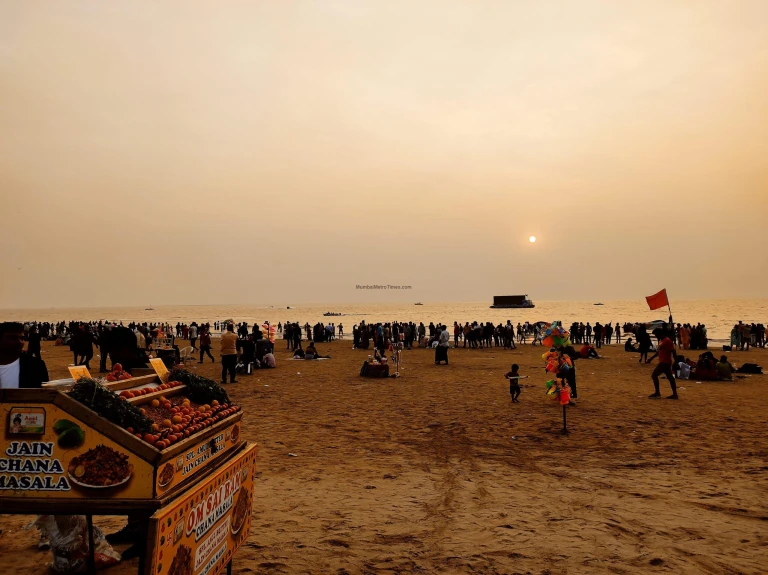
xmin=2 ymin=339 xmax=767 ymax=574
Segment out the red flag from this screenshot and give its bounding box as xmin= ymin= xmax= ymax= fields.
xmin=645 ymin=289 xmax=669 ymax=311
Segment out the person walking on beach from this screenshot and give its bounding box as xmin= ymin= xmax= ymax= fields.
xmin=504 ymin=364 xmax=523 ymax=403
xmin=198 ymin=328 xmax=215 ymax=363
xmin=637 ymin=326 xmax=652 ymax=364
xmin=189 ymin=323 xmax=198 ymax=351
xmin=220 ymin=323 xmax=238 ymax=384
xmin=648 ymin=332 xmax=678 ymax=399
xmin=614 ymin=323 xmax=621 ymax=344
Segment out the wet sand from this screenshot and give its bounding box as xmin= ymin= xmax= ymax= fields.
xmin=2 ymin=339 xmax=767 ymax=574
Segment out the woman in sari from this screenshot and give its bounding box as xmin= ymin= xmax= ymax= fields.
xmin=730 ymin=325 xmax=741 ymax=349
xmin=680 ymin=325 xmax=691 ymax=350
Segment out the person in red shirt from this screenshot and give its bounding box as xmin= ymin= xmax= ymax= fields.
xmin=580 ymin=344 xmax=599 ymax=359
xmin=648 ymin=334 xmax=678 ymax=399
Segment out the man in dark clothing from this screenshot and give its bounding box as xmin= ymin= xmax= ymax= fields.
xmin=108 ymin=327 xmax=148 ymax=374
xmin=27 ymin=326 xmax=42 ymax=359
xmin=0 ymin=322 xmax=49 ymax=389
xmin=593 ymin=323 xmax=603 ymax=349
xmin=98 ymin=326 xmax=112 ymax=372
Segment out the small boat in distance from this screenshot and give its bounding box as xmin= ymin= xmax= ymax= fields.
xmin=145 ymin=304 xmax=154 ymax=310
xmin=594 ymin=303 xmax=604 ymax=306
xmin=414 ymin=302 xmax=423 ymax=306
xmin=489 ymin=295 xmax=535 ymax=309
xmin=323 ymin=312 xmax=342 ymax=317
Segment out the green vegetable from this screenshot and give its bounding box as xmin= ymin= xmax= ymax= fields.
xmin=53 ymin=419 xmax=78 ymax=435
xmin=69 ymin=377 xmax=153 ymax=434
xmin=167 ymin=369 xmax=231 ymax=405
xmin=57 ymin=426 xmax=85 ymax=449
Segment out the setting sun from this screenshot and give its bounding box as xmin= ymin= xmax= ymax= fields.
xmin=529 ymin=236 xmax=537 ymax=243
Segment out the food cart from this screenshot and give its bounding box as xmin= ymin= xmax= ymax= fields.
xmin=0 ymin=369 xmax=256 ymax=575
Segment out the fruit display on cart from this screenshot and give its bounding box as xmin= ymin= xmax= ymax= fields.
xmin=135 ymin=395 xmax=240 ymax=449
xmin=68 ymin=370 xmax=240 ymax=451
xmin=104 ymin=363 xmax=132 ymax=382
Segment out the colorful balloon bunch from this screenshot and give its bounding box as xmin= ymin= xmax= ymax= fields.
xmin=261 ymin=323 xmax=277 ymax=343
xmin=541 ymin=320 xmax=571 ymax=348
xmin=542 ymin=344 xmax=572 ymax=404
xmin=546 ymin=379 xmax=571 ymax=405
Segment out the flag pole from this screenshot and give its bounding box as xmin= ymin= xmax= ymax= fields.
xmin=666 ymin=290 xmax=676 ymax=348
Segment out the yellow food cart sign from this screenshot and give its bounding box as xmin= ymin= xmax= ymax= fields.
xmin=149 ymin=443 xmax=256 ymax=575
xmin=150 ymin=358 xmax=170 ymax=384
xmin=67 ymin=366 xmax=91 ymax=381
xmin=1 ymin=403 xmax=153 ymax=499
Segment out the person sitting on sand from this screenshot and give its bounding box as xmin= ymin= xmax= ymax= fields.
xmin=676 ymin=357 xmax=692 ymax=380
xmin=694 ymin=352 xmax=719 ymax=380
xmin=716 ymin=356 xmax=734 ymax=380
xmin=262 ymin=351 xmax=276 ymax=368
xmin=292 ymin=344 xmax=305 ymax=359
xmin=624 ymin=337 xmax=638 ymax=353
xmin=304 ymin=341 xmax=329 ymax=359
xmin=579 ymin=344 xmax=599 ymax=359
xmin=504 ymin=364 xmax=523 ymax=403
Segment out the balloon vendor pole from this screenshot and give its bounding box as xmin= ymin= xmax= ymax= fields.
xmin=561 ymin=404 xmax=568 ymax=435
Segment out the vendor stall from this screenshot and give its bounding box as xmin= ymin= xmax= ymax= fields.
xmin=1 ymin=368 xmax=255 ymax=575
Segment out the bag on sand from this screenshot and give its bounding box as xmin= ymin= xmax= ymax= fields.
xmin=33 ymin=515 xmax=121 ymax=573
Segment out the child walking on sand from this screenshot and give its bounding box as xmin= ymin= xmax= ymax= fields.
xmin=504 ymin=364 xmax=523 ymax=403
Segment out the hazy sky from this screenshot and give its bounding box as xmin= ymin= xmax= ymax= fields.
xmin=1 ymin=0 xmax=767 ymax=308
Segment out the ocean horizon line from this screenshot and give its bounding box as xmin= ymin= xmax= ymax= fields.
xmin=3 ymin=296 xmax=768 ymax=312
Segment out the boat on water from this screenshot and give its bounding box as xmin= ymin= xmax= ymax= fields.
xmin=489 ymin=295 xmax=535 ymax=309
xmin=594 ymin=303 xmax=604 ymax=306
xmin=414 ymin=302 xmax=423 ymax=306
xmin=145 ymin=304 xmax=154 ymax=310
xmin=323 ymin=312 xmax=342 ymax=317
